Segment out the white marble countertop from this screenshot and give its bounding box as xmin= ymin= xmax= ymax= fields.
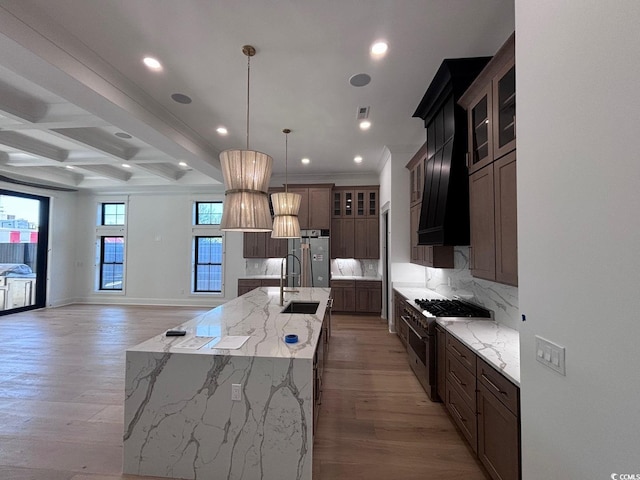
xmin=393 ymin=285 xmax=520 ymax=386
xmin=240 ymin=275 xmax=280 ymax=279
xmin=128 ymin=287 xmax=330 ymax=360
xmin=436 ymin=318 xmax=520 ymax=386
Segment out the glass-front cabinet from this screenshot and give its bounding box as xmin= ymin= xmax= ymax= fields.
xmin=493 ymin=62 xmax=516 ymax=159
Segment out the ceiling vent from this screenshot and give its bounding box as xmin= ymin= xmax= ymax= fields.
xmin=356 ymin=106 xmax=370 ymax=120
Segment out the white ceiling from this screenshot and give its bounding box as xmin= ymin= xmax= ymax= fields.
xmin=0 ymin=0 xmax=514 ymax=192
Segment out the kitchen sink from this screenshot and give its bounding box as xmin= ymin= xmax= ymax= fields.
xmin=281 ymin=301 xmax=320 ymax=314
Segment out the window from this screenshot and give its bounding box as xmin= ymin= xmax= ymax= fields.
xmin=100 ymin=236 xmax=124 ymax=290
xmin=194 ymin=236 xmax=222 ymax=292
xmin=102 ymin=203 xmax=125 ymax=225
xmin=195 ymin=202 xmax=223 ymax=225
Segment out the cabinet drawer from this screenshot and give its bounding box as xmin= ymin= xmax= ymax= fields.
xmin=356 ymin=280 xmax=381 ymax=290
xmin=446 ymin=382 xmax=477 ymax=453
xmin=446 ymin=334 xmax=477 ymax=373
xmin=260 ymin=279 xmax=280 ymax=287
xmin=477 ymin=358 xmax=519 ymax=415
xmin=446 ymin=350 xmax=477 ymax=410
xmin=330 ymin=280 xmax=355 ymax=288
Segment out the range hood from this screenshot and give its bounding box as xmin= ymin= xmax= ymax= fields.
xmin=413 ymin=57 xmax=490 ymax=246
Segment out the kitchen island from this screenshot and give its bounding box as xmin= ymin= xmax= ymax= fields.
xmin=123 ymin=287 xmax=330 ymax=480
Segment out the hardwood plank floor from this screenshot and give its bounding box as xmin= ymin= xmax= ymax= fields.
xmin=0 ymin=305 xmax=488 ymax=480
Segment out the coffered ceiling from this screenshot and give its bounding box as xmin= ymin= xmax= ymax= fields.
xmin=0 ymin=0 xmax=514 ymax=191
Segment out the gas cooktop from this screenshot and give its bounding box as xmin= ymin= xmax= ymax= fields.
xmin=414 ymin=298 xmax=491 ymax=318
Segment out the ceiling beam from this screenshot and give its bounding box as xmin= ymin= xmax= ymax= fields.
xmin=76 ymin=164 xmax=132 ymax=182
xmin=0 ymin=131 xmax=68 ymax=162
xmin=0 ymin=79 xmax=47 ymax=123
xmin=50 ymin=127 xmax=139 ymax=161
xmin=134 ymin=162 xmax=186 ymax=182
xmin=0 ymin=164 xmax=83 ymax=186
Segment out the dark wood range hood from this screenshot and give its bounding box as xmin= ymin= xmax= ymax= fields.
xmin=413 ymin=57 xmax=490 ymax=246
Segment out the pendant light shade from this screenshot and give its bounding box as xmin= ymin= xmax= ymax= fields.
xmin=219 ymin=45 xmax=274 ymax=232
xmin=271 ymin=129 xmax=301 ymax=238
xmin=219 ymin=149 xmax=273 ymax=232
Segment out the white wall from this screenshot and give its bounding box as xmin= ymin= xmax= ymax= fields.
xmin=74 ymin=189 xmax=244 ymax=307
xmin=517 ymin=1 xmax=640 ymax=477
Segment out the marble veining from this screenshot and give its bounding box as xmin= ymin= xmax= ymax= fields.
xmin=330 ymin=258 xmax=380 ymax=278
xmin=436 ymin=318 xmax=520 ymax=385
xmin=124 ymin=287 xmax=328 ymax=479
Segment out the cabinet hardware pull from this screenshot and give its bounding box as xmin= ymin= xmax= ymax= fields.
xmin=481 ymin=373 xmax=506 ymax=395
xmin=451 ymin=345 xmax=466 ymax=359
xmin=450 ymin=403 xmax=465 ymax=422
xmin=450 ymin=371 xmax=465 ymax=387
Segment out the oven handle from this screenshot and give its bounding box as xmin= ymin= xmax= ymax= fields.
xmin=401 ymin=316 xmax=428 ymax=339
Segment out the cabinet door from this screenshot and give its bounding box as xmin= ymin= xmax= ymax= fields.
xmin=331 ymin=218 xmax=354 ymax=259
xmin=366 ymin=217 xmax=379 ymax=259
xmin=355 ymin=287 xmax=369 ymax=312
xmin=469 ymin=165 xmax=496 ymax=281
xmin=308 ymin=187 xmax=331 ymax=229
xmin=494 ymin=152 xmax=518 ymax=286
xmin=354 ymin=189 xmax=379 ymax=217
xmin=243 ymin=232 xmax=267 ymax=258
xmin=436 ymin=326 xmax=446 ymax=402
xmin=289 ymin=187 xmax=309 ymax=229
xmin=369 ymin=284 xmax=382 ymax=314
xmin=354 ymin=219 xmax=367 ymax=259
xmin=266 ymin=236 xmax=288 ymax=258
xmin=477 ymin=383 xmax=520 ymax=480
xmin=331 ymin=287 xmax=344 ymax=311
xmin=342 ymin=285 xmax=356 ymax=312
xmin=492 ymin=61 xmax=516 ymax=159
xmin=354 ymin=218 xmax=378 ymax=259
xmin=468 ymin=85 xmax=493 ymax=175
xmin=410 ymin=204 xmax=424 ymax=265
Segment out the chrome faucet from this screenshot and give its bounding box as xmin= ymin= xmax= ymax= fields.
xmin=280 ymin=253 xmax=301 ymax=306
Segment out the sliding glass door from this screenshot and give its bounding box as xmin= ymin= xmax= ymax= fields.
xmin=0 ymin=190 xmax=49 ymax=315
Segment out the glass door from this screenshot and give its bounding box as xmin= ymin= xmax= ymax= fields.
xmin=0 ymin=190 xmax=49 ymax=315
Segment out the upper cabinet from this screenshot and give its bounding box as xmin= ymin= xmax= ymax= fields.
xmin=288 ymin=184 xmax=332 ymax=230
xmin=460 ymin=33 xmax=518 ymax=286
xmin=332 ymin=186 xmax=379 ymax=259
xmin=460 ymin=33 xmax=516 ymax=174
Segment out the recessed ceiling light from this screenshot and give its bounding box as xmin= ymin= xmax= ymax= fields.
xmin=122 ymin=163 xmax=131 ymax=169
xmin=349 ymin=73 xmax=371 ymax=87
xmin=359 ymin=120 xmax=371 ymax=131
xmin=143 ymin=56 xmax=162 ymax=71
xmin=301 ymin=158 xmax=310 ymax=165
xmin=178 ymin=161 xmax=188 ymax=167
xmin=354 ymin=155 xmax=363 ymax=163
xmin=216 ymin=126 xmax=228 ymax=135
xmin=65 ymin=165 xmax=75 ymax=170
xmin=371 ymin=41 xmax=388 ymax=57
xmin=171 ymin=93 xmax=192 ymax=104
xmin=115 ymin=132 xmax=132 ymax=139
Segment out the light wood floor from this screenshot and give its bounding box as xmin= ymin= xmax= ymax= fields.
xmin=0 ymin=305 xmax=488 ymax=480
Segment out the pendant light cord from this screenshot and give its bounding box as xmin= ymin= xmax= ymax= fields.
xmin=284 ymin=131 xmax=288 ymax=193
xmin=246 ymin=54 xmax=251 ymax=150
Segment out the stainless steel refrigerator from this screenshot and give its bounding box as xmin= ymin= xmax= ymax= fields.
xmin=287 ymin=229 xmax=330 ymax=288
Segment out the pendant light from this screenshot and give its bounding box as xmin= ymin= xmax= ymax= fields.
xmin=219 ymin=45 xmax=273 ymax=232
xmin=271 ymin=129 xmax=301 ymax=238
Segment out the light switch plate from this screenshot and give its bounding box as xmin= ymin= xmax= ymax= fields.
xmin=535 ymin=335 xmax=566 ymax=375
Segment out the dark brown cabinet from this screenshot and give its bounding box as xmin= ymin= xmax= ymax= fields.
xmin=460 ymin=33 xmax=517 ymax=286
xmin=329 ymin=279 xmax=355 ymax=312
xmin=330 ymin=218 xmax=355 ymax=259
xmin=354 ymin=218 xmax=379 ymax=259
xmin=332 ymin=186 xmax=379 ymax=259
xmin=243 ymin=232 xmax=288 ymax=259
xmin=435 ymin=324 xmax=446 ymax=401
xmin=237 ymin=278 xmax=281 ymax=296
xmin=355 ymin=280 xmax=382 ymax=314
xmin=394 ymin=291 xmax=408 ymax=348
xmin=289 ymin=184 xmax=332 ymax=230
xmin=477 ymin=358 xmax=520 ymax=480
xmin=442 ymin=330 xmax=521 ymax=480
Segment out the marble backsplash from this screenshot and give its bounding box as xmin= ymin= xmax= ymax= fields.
xmin=245 ymin=258 xmax=380 ymax=278
xmin=424 ymin=246 xmax=520 ymax=330
xmin=331 ymin=258 xmax=380 ymax=278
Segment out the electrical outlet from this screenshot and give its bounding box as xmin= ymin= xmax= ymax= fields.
xmin=231 ymin=384 xmax=242 ymax=401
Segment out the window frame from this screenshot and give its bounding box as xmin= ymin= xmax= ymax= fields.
xmin=95 ymin=198 xmax=128 ymax=294
xmin=193 ymin=235 xmax=223 ymax=293
xmin=195 ymin=201 xmax=223 ymax=226
xmin=98 ymin=236 xmax=124 ymax=291
xmin=191 ymin=197 xmax=225 ymax=296
xmin=101 ymin=202 xmax=126 ymax=226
